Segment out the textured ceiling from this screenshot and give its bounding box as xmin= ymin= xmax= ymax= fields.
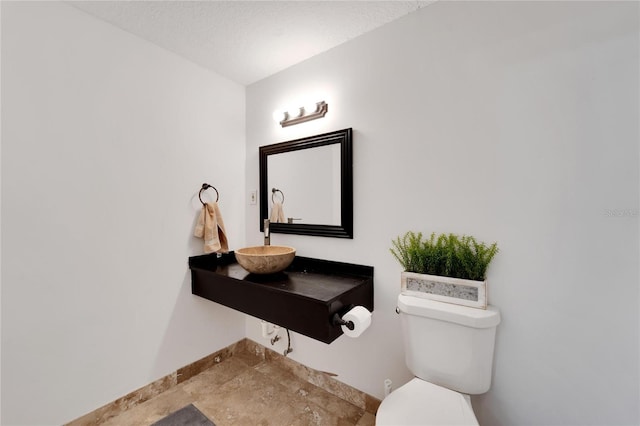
xmin=68 ymin=1 xmax=432 ymax=86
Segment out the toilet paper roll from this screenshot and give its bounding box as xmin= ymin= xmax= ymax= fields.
xmin=341 ymin=306 xmax=372 ymax=338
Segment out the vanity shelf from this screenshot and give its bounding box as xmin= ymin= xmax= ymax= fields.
xmin=189 ymin=253 xmax=374 ymax=344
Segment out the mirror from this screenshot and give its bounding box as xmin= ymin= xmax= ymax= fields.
xmin=260 ymin=128 xmax=353 ymax=238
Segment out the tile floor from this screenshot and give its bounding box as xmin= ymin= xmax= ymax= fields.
xmin=98 ymin=349 xmax=376 ymax=426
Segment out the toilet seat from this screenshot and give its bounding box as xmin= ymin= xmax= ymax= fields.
xmin=376 ymin=378 xmax=479 ymax=426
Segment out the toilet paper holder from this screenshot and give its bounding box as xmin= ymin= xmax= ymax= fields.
xmin=331 ymin=311 xmax=355 ymax=330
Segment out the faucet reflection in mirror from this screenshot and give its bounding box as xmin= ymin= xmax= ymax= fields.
xmin=273 ymin=101 xmax=328 ymax=127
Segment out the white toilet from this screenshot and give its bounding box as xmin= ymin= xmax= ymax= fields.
xmin=376 ymin=293 xmax=501 ymax=425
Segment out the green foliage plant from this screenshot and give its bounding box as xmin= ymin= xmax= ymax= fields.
xmin=390 ymin=231 xmax=498 ymax=281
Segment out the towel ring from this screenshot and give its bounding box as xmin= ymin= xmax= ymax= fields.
xmin=272 ymin=188 xmax=285 ymax=204
xmin=199 ymin=183 xmax=219 ymax=205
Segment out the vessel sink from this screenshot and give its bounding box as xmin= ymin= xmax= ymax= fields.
xmin=234 ymin=245 xmax=296 ymax=274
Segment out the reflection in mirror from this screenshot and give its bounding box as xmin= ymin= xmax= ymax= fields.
xmin=259 ymin=128 xmax=353 ymax=238
xmin=268 ymin=143 xmax=341 ymax=225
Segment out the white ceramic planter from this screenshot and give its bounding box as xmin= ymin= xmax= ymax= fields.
xmin=401 ymin=271 xmax=487 ymax=309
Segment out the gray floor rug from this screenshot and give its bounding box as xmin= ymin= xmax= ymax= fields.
xmin=151 ymin=404 xmax=215 ymax=426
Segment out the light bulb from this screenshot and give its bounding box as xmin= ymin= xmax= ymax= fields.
xmin=272 ymin=110 xmax=286 ymax=123
xmin=304 ymin=102 xmax=319 ymax=115
xmin=287 ymin=107 xmax=303 ymax=120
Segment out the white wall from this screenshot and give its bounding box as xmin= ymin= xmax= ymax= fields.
xmin=246 ymin=2 xmax=639 ymax=425
xmin=1 ymin=2 xmax=246 ymax=424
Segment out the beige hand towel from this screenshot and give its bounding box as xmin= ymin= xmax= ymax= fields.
xmin=269 ymin=201 xmax=286 ymax=223
xmin=194 ymin=202 xmax=229 ymax=254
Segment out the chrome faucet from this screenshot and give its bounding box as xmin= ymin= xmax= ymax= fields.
xmin=264 ymin=219 xmax=270 ymax=246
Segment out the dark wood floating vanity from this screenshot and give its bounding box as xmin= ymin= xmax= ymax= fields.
xmin=189 ymin=253 xmax=374 ymax=344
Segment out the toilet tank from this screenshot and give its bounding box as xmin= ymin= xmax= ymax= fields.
xmin=397 ymin=294 xmax=501 ymax=395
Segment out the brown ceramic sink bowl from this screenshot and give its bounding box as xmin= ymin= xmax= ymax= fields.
xmin=234 ymin=245 xmax=296 ymax=274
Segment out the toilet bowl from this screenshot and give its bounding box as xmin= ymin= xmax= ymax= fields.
xmin=376 ymin=378 xmax=478 ymax=426
xmin=376 ymin=294 xmax=500 ymax=425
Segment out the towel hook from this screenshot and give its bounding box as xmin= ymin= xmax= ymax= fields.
xmin=199 ymin=183 xmax=219 ymax=205
xmin=272 ymin=188 xmax=285 ymax=204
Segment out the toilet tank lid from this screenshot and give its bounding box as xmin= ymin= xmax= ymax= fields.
xmin=398 ymin=294 xmax=501 ymax=328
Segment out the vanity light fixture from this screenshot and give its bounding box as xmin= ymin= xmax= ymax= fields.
xmin=274 ymin=101 xmax=328 ymax=127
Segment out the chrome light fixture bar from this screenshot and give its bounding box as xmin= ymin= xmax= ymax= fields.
xmin=275 ymin=101 xmax=328 ymax=127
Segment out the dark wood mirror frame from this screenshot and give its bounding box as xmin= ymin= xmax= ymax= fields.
xmin=259 ymin=128 xmax=353 ymax=238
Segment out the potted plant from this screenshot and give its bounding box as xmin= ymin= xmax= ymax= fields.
xmin=390 ymin=231 xmax=498 ymax=309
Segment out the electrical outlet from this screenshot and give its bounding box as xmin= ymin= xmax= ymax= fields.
xmin=249 ymin=190 xmax=257 ymax=205
xmin=384 ymin=379 xmax=393 ymax=397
